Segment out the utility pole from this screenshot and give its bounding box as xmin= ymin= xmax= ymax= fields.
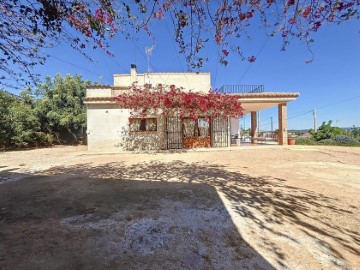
xmin=270 ymin=116 xmax=273 ymax=133
xmin=313 ymin=108 xmax=317 ymax=132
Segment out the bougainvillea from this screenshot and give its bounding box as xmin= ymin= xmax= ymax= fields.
xmin=1 ymin=0 xmax=358 ymax=86
xmin=119 ymin=0 xmax=359 ymax=67
xmin=0 ymin=0 xmax=117 ymax=87
xmin=112 ymin=85 xmax=243 ymax=119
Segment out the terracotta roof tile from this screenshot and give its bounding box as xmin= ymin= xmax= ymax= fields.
xmin=84 ymin=92 xmax=300 ymax=101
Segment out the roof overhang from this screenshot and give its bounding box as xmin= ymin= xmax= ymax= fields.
xmin=84 ymin=92 xmax=300 ymax=112
xmin=232 ymin=92 xmax=300 ymax=114
xmin=84 ymin=97 xmax=115 ymax=105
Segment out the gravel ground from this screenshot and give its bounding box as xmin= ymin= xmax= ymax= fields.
xmin=0 ymin=145 xmax=359 ymax=269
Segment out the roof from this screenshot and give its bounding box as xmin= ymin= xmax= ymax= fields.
xmin=230 ymin=92 xmax=300 ymax=98
xmin=86 ymin=85 xmax=130 ymax=90
xmin=84 ymin=92 xmax=300 ymax=103
xmin=113 ymin=72 xmax=211 ymax=76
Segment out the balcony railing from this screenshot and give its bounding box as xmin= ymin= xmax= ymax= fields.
xmin=217 ymin=85 xmax=264 ymax=94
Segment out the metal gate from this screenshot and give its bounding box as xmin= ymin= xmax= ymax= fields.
xmin=166 ymin=116 xmax=183 ymax=149
xmin=212 ymin=117 xmax=229 ymax=147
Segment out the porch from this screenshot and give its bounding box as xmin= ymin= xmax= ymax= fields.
xmin=220 ymin=85 xmax=300 ymax=146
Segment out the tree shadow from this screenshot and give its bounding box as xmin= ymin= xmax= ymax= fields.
xmin=1 ymin=160 xmax=359 ymax=269
xmin=0 ymin=165 xmax=274 ymax=270
xmin=43 ymin=160 xmax=360 ymax=269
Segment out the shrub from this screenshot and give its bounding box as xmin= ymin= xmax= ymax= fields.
xmin=318 ymin=139 xmax=336 ymax=145
xmin=317 ymin=136 xmax=359 ymax=146
xmin=333 ymin=135 xmax=359 ymax=146
xmin=35 ymin=132 xmax=54 ymax=146
xmin=295 ymin=138 xmax=318 ymax=145
xmin=311 ymin=120 xmax=346 ymax=141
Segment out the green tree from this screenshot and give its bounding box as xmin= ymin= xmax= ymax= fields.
xmin=0 ymin=89 xmax=41 ymax=147
xmin=310 ymin=120 xmax=346 ymax=141
xmin=0 ymin=90 xmax=17 ymax=147
xmin=9 ymin=90 xmax=41 ymax=146
xmin=35 ymin=74 xmax=88 ymax=143
xmin=350 ymin=126 xmax=360 ymax=139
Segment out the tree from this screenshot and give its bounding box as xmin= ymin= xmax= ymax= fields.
xmin=0 ymin=0 xmax=117 ymax=87
xmin=310 ymin=120 xmax=346 ymax=141
xmin=1 ymin=0 xmax=358 ymax=85
xmin=0 ymin=90 xmax=17 ymax=146
xmin=34 ymin=74 xmax=88 ymax=143
xmin=0 ymin=89 xmax=42 ymax=147
xmin=350 ymin=125 xmax=360 ymax=139
xmin=0 ymin=74 xmax=89 ymax=148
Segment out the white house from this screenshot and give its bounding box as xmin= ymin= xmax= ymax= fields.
xmin=84 ymin=65 xmax=299 ymax=152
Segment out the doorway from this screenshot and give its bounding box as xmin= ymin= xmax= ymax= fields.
xmin=182 ymin=117 xmax=211 ymax=148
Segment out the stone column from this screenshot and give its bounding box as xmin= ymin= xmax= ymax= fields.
xmin=278 ymin=103 xmax=288 ymax=145
xmin=251 ymin=111 xmax=257 ymax=144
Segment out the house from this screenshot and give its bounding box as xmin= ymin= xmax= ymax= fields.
xmin=84 ymin=65 xmax=299 ymax=152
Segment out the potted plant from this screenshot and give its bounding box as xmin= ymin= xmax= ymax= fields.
xmin=288 ymin=135 xmax=297 ymax=145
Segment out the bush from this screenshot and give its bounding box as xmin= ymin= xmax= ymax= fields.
xmin=35 ymin=132 xmax=54 ymax=146
xmin=295 ymin=138 xmax=318 ymax=145
xmin=333 ymin=135 xmax=359 ymax=146
xmin=295 ymin=136 xmax=359 ymax=146
xmin=317 ymin=136 xmax=359 ymax=146
xmin=318 ymin=139 xmax=336 ymax=145
xmin=310 ymin=120 xmax=346 ymax=141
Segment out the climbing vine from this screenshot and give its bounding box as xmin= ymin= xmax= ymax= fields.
xmin=112 ymin=84 xmax=244 ymax=119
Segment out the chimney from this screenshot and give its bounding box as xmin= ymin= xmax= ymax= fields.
xmin=130 ymin=64 xmax=137 ymax=83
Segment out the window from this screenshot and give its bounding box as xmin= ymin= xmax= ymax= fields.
xmin=197 ymin=118 xmax=210 ymax=137
xmin=182 ymin=117 xmax=210 ymax=137
xmin=129 ymin=118 xmax=157 ymax=132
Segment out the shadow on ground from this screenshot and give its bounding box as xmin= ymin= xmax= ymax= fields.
xmin=53 ymin=161 xmax=360 ymax=268
xmin=0 ymin=164 xmax=274 ymax=270
xmin=0 ymin=160 xmax=359 ymax=269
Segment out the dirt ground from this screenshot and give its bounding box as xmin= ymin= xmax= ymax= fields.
xmin=0 ymin=145 xmax=359 ymax=270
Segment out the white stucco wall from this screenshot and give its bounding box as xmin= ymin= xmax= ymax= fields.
xmin=86 ymin=103 xmax=166 ymax=152
xmin=114 ymin=71 xmax=211 ymax=93
xmin=86 ymin=87 xmax=112 ymax=97
xmin=230 ymin=118 xmax=240 ymax=137
xmin=86 ymin=104 xmax=130 ymax=152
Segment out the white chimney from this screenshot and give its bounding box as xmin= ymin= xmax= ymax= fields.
xmin=130 ymin=64 xmax=137 ymax=83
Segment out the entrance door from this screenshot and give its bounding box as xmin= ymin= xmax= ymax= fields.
xmin=212 ymin=117 xmax=229 ymax=147
xmin=183 ymin=117 xmax=211 ymax=148
xmin=166 ymin=116 xmax=183 ymax=149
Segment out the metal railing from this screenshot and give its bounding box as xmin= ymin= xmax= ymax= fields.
xmin=217 ymin=85 xmax=264 ymax=94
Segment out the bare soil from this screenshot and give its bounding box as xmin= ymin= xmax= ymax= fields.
xmin=0 ymin=145 xmax=359 ymax=269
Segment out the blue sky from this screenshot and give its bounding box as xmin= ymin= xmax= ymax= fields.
xmin=10 ymin=17 xmax=360 ymax=130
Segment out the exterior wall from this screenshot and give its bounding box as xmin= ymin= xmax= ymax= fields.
xmin=114 ymin=72 xmax=211 ymax=93
xmin=87 ymin=104 xmax=129 ymax=152
xmin=119 ymin=114 xmax=167 ymax=151
xmin=230 ymin=118 xmax=240 ymax=137
xmin=86 ymin=103 xmax=166 ymax=152
xmin=86 ymin=87 xmax=112 ymax=97
xmin=113 ymin=75 xmax=132 ymax=88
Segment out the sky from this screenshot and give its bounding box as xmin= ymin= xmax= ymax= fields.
xmin=8 ymin=15 xmax=360 ymax=131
